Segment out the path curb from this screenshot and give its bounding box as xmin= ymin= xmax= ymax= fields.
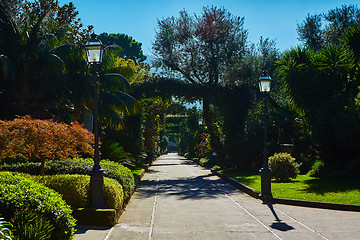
xmin=211 ymin=169 xmax=360 ymax=212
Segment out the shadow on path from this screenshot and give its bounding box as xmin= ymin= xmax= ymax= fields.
xmin=265 ymin=202 xmax=295 ymax=232
xmin=136 ymin=174 xmax=240 ymax=200
xmin=136 ymin=156 xmax=240 ymax=201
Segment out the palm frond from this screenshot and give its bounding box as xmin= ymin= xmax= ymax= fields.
xmin=340 ymin=21 xmax=360 ymax=57
xmin=0 ymin=54 xmax=17 ymax=88
xmin=26 ymin=10 xmax=52 ymax=55
xmin=317 ymin=44 xmax=351 ymax=73
xmin=113 ymin=91 xmax=141 ymax=115
xmin=37 ymin=53 xmax=68 ymax=95
xmin=0 ymin=3 xmax=21 ymax=57
xmin=101 ymin=73 xmax=132 ymax=93
xmin=100 ymin=109 xmax=126 ymax=131
xmin=37 ymin=33 xmax=59 ymax=54
xmin=99 ymin=91 xmax=139 ymax=116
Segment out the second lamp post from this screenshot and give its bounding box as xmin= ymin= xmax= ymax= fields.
xmin=258 ymin=70 xmax=272 ymax=198
xmin=85 ymin=33 xmax=106 ymax=208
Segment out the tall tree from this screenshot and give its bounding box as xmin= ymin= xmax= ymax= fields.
xmin=19 ymin=0 xmax=93 ymax=44
xmin=152 ymin=6 xmax=248 ymax=163
xmin=277 ymin=45 xmax=359 ymax=169
xmin=0 ymin=0 xmax=92 ymax=119
xmin=0 ymin=2 xmax=65 ymax=119
xmin=98 ymin=33 xmax=146 ymax=63
xmin=297 ymin=4 xmax=360 ymax=50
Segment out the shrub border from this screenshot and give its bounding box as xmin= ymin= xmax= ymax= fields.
xmin=73 ymin=165 xmax=148 ymax=227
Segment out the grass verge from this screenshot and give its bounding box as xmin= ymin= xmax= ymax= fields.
xmin=132 ymin=168 xmax=144 ymax=178
xmin=220 ymin=169 xmax=360 ymax=205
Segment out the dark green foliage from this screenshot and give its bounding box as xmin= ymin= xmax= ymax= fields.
xmin=159 ymin=133 xmax=169 ymax=154
xmin=0 ymin=0 xmax=92 ymax=120
xmin=199 ymin=158 xmax=217 ymax=168
xmin=308 ymin=160 xmax=325 ymax=178
xmin=297 ymin=14 xmax=324 ymax=51
xmin=11 ymin=208 xmax=54 ymax=240
xmin=297 ymin=4 xmax=360 ymax=49
xmin=269 ymin=153 xmax=300 ymax=181
xmin=0 ymin=216 xmax=13 ymax=240
xmin=152 ymin=7 xmax=248 ymax=162
xmin=31 ymin=174 xmax=123 ymax=209
xmin=0 ymin=172 xmax=76 ymax=240
xmin=0 ymin=158 xmax=135 ymax=201
xmin=177 ymin=108 xmax=202 ymax=158
xmin=133 ymin=78 xmax=252 ymax=167
xmin=100 ymin=140 xmax=136 ymax=167
xmin=215 ymin=83 xmax=252 ymax=169
xmin=98 ymin=33 xmax=146 ymax=63
xmin=277 ymin=45 xmax=360 ymax=170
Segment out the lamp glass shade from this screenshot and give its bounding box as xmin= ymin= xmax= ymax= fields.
xmin=259 ymin=75 xmax=272 ymax=92
xmin=85 ymin=34 xmax=104 ymax=64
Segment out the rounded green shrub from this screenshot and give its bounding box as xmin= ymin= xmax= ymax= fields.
xmin=0 ymin=172 xmax=76 ymax=240
xmin=268 ymin=153 xmax=300 ymax=181
xmin=0 ymin=158 xmax=135 ymax=202
xmin=31 ymin=174 xmax=124 ymax=209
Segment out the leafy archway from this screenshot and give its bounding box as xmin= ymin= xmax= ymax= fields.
xmin=131 ymin=77 xmax=252 ymax=168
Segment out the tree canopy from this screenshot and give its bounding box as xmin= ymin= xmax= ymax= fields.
xmin=297 ymin=4 xmax=360 ymax=50
xmin=98 ymin=33 xmax=147 ymax=63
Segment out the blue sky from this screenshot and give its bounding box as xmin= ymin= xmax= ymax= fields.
xmin=60 ymin=0 xmax=359 ymax=56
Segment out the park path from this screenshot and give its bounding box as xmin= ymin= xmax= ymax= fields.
xmin=77 ymin=153 xmax=360 ymax=240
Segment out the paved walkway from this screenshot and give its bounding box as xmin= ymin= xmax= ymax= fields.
xmin=75 ymin=153 xmax=360 ymax=240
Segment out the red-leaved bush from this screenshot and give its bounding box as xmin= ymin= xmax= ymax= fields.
xmin=0 ymin=116 xmax=94 ymax=174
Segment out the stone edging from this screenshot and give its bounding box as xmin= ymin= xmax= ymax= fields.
xmin=211 ymin=169 xmax=360 ymax=212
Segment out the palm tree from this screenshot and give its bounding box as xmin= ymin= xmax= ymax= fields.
xmin=340 ymin=21 xmax=360 ymax=83
xmin=0 ymin=3 xmax=66 ymax=119
xmin=54 ymin=42 xmax=140 ymax=130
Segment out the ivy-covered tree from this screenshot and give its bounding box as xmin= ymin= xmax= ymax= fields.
xmin=141 ymin=97 xmax=171 ymax=162
xmin=152 ymin=6 xmax=248 ymax=163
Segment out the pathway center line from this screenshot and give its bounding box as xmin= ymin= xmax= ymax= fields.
xmin=148 ymin=175 xmax=160 ymax=240
xmin=213 ymin=183 xmax=283 ymax=240
xmin=191 ymin=165 xmax=283 ymax=240
xmin=274 ymin=206 xmax=330 ymax=240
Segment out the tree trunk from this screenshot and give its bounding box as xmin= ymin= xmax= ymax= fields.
xmin=202 ymin=96 xmax=224 ymax=165
xmin=40 ymin=157 xmax=45 ymax=176
xmin=80 ymin=108 xmax=93 ymax=132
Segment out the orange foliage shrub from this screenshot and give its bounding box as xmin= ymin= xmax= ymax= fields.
xmin=0 ymin=116 xmax=94 ymax=162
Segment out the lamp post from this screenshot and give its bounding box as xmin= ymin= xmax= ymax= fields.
xmin=258 ymin=70 xmax=272 ymax=198
xmin=85 ymin=33 xmax=106 ymax=208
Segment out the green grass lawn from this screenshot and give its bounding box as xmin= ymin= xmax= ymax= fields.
xmin=220 ymin=170 xmax=360 ymax=205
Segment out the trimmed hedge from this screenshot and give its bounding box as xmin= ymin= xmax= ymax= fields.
xmin=0 ymin=158 xmax=135 ymax=201
xmin=0 ymin=172 xmax=76 ymax=240
xmin=30 ymin=174 xmax=124 ymax=209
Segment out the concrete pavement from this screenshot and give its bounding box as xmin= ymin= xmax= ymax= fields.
xmin=75 ymin=153 xmax=360 ymax=240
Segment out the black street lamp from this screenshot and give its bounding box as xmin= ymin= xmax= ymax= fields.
xmin=85 ymin=33 xmax=106 ymax=208
xmin=258 ymin=70 xmax=272 ymax=198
